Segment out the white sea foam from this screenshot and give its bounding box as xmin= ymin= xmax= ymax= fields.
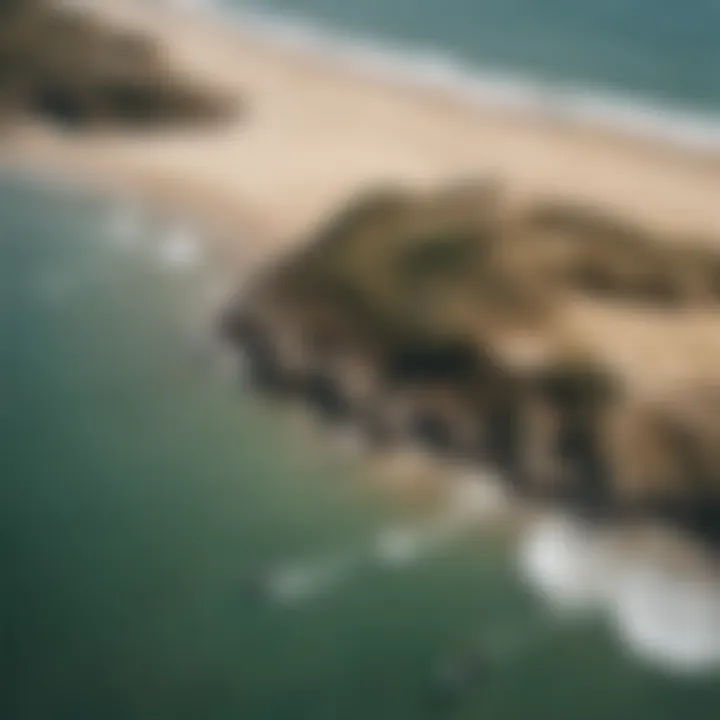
xmin=264 ymin=517 xmax=469 ymax=605
xmin=518 ymin=516 xmax=615 ymax=611
xmin=206 ymin=2 xmax=720 ymax=153
xmin=611 ymin=563 xmax=720 ymax=674
xmin=157 ymin=222 xmax=203 ymax=269
xmin=518 ymin=515 xmax=720 ymax=673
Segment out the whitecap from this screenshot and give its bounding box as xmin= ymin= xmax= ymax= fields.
xmin=517 ymin=515 xmax=615 ymax=611
xmin=157 ymin=222 xmax=203 ymax=269
xmin=611 ymin=563 xmax=720 ymax=673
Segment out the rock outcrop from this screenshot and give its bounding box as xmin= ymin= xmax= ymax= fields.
xmin=0 ymin=0 xmax=238 ymax=128
xmin=220 ymin=179 xmax=720 ymax=545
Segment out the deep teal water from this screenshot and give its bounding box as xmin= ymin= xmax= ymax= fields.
xmin=2 ymin=176 xmax=720 ymax=720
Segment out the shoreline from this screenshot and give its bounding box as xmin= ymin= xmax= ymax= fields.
xmin=221 ymin=3 xmax=720 ymax=159
xmin=131 ymin=0 xmax=720 ymax=158
xmin=3 ymin=0 xmax=720 ymax=260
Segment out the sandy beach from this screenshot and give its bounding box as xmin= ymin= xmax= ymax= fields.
xmin=5 ymin=0 xmax=720 ymax=263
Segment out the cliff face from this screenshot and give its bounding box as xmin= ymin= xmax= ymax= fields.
xmin=221 ymin=179 xmax=720 ymax=544
xmin=0 ymin=0 xmax=237 ymax=127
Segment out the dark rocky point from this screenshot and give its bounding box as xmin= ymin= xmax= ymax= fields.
xmin=220 ymin=178 xmax=720 ymax=547
xmin=0 ymin=0 xmax=238 ymax=129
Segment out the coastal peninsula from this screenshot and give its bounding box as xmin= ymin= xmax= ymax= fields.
xmin=220 ymin=181 xmax=720 ymax=543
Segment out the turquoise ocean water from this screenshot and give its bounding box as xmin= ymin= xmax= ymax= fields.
xmin=4 ymin=1 xmax=720 ymax=717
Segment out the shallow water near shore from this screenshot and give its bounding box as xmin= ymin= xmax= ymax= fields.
xmin=3 ymin=176 xmax=720 ymax=719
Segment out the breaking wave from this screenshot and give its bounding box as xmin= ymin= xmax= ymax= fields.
xmin=519 ymin=516 xmax=720 ymax=673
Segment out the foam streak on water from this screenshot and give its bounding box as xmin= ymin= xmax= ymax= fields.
xmin=262 ymin=525 xmax=434 ymax=605
xmin=262 ymin=506 xmax=486 ymax=606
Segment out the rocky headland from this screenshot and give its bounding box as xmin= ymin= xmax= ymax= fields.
xmin=220 ymin=179 xmax=720 ymax=546
xmin=0 ymin=0 xmax=237 ymax=128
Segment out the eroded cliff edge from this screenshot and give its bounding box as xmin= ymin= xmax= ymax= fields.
xmin=220 ymin=179 xmax=720 ymax=545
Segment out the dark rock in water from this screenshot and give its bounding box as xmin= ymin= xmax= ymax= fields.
xmin=217 ymin=306 xmax=257 ymax=347
xmin=302 ymin=371 xmax=351 ymax=423
xmin=217 ymin=311 xmax=292 ymax=394
xmin=217 ymin=310 xmax=261 ymax=358
xmin=246 ymin=354 xmax=288 ymax=395
xmin=642 ymin=500 xmax=720 ymax=549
